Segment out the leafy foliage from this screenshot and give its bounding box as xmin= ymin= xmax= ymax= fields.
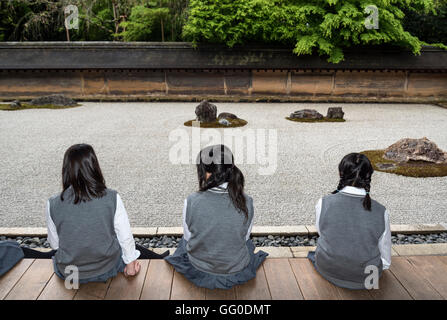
xmin=0 ymin=0 xmax=188 ymax=41
xmin=118 ymin=1 xmax=188 ymax=41
xmin=183 ymin=0 xmax=442 ymax=63
xmin=403 ymin=0 xmax=447 ymax=48
xmin=0 ymin=0 xmax=445 ymax=63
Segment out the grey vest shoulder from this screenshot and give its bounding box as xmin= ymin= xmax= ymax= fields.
xmin=49 ymin=188 xmax=121 ymax=280
xmin=315 ymin=192 xmax=386 ymax=289
xmin=185 ymin=190 xmax=253 ymax=275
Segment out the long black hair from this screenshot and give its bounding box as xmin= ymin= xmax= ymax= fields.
xmin=196 ymin=144 xmax=248 ymax=218
xmin=332 ymin=153 xmax=374 ymax=211
xmin=60 ymin=144 xmax=107 ymax=204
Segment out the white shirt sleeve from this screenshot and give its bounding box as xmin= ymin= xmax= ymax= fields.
xmin=182 ymin=198 xmax=191 ymax=242
xmin=46 ymin=200 xmax=59 ymax=250
xmin=114 ymin=193 xmax=140 ymax=264
xmin=246 ymin=202 xmax=254 ymax=241
xmin=315 ymin=198 xmax=322 ymax=235
xmin=378 ymin=209 xmax=392 ymax=270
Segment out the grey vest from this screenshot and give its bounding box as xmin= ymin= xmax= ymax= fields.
xmin=185 ymin=190 xmax=254 ymax=275
xmin=49 ymin=188 xmax=121 ymax=280
xmin=315 ymin=192 xmax=386 ymax=289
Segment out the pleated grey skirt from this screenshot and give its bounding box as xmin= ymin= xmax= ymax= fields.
xmin=165 ymin=237 xmax=268 ymax=290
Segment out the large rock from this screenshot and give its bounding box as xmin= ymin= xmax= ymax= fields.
xmin=289 ymin=109 xmax=323 ymax=120
xmin=195 ymin=100 xmax=217 ymax=122
xmin=326 ymin=107 xmax=344 ymax=119
xmin=30 ymin=94 xmax=77 ymax=106
xmin=384 ymin=137 xmax=447 ymax=164
xmin=218 ymin=112 xmax=238 ymax=120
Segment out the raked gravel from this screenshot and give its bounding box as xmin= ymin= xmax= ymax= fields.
xmin=0 ymin=102 xmax=446 ymax=227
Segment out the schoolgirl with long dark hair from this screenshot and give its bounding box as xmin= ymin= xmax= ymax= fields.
xmin=308 ymin=153 xmax=391 ymax=289
xmin=40 ymin=144 xmax=168 ymax=284
xmin=165 ymin=144 xmax=268 ymax=289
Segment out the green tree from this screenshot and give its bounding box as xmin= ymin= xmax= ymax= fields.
xmin=0 ymin=0 xmax=67 ymax=41
xmin=118 ymin=0 xmax=188 ymax=41
xmin=183 ymin=0 xmax=443 ymax=63
xmin=403 ymin=0 xmax=447 ymax=45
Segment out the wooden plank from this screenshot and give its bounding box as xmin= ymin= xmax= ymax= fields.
xmin=235 ymin=265 xmax=271 ymax=300
xmin=439 ymin=255 xmax=447 ymax=267
xmin=38 ymin=273 xmax=77 ymax=300
xmin=170 ymin=271 xmax=206 ymax=300
xmin=0 ymin=259 xmax=34 ymax=300
xmin=369 ymin=270 xmax=412 ymax=300
xmin=140 ymin=260 xmax=174 ymax=300
xmin=73 ymin=278 xmax=112 ymax=300
xmin=289 ymin=258 xmax=340 ymax=300
xmin=263 ymin=258 xmax=303 ymax=300
xmin=389 ymin=257 xmax=443 ymax=300
xmin=5 ymin=259 xmax=54 ymax=300
xmin=105 ymin=260 xmax=150 ymax=300
xmin=335 ymin=287 xmax=372 ymax=300
xmin=206 ymin=288 xmax=236 ymax=300
xmin=407 ymin=256 xmax=447 ymax=299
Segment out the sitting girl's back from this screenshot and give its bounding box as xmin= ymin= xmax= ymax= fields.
xmin=165 ymin=144 xmax=268 ymax=289
xmin=185 ymin=185 xmax=254 ymax=274
xmin=47 ymin=143 xmax=154 ymax=284
xmin=310 ymin=153 xmax=391 ymax=290
xmin=50 ymin=187 xmax=121 ymax=278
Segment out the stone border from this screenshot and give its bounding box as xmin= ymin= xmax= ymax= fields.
xmin=1 ymin=224 xmax=445 ymax=237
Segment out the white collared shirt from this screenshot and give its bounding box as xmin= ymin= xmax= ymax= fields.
xmin=182 ymin=182 xmax=254 ymax=241
xmin=315 ymin=186 xmax=392 ymax=270
xmin=46 ymin=193 xmax=140 ymax=265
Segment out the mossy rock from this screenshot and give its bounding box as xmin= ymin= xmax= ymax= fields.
xmin=285 ymin=117 xmax=345 ymax=123
xmin=0 ymin=103 xmax=82 ymax=111
xmin=184 ymin=118 xmax=248 ymax=128
xmin=361 ymin=149 xmax=447 ymax=178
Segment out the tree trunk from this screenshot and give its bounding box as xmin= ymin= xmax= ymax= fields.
xmin=161 ymin=18 xmax=164 ymax=42
xmin=112 ymin=1 xmax=119 ymax=34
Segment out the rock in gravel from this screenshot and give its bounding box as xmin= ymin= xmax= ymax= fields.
xmin=218 ymin=112 xmax=238 ymax=120
xmin=195 ymin=100 xmax=217 ymax=122
xmin=289 ymin=109 xmax=323 ymax=120
xmin=9 ymin=100 xmax=21 ymax=108
xmin=30 ymin=94 xmax=77 ymax=107
xmin=326 ymin=107 xmax=344 ymax=119
xmin=384 ymin=137 xmax=447 ymax=164
xmin=218 ymin=118 xmax=231 ymax=126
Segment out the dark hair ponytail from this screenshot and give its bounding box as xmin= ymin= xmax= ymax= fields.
xmin=196 ymin=144 xmax=248 ymax=218
xmin=333 ymin=153 xmax=374 ymax=211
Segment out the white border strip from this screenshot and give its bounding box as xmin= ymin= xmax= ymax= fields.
xmin=0 ymin=224 xmax=445 ymax=237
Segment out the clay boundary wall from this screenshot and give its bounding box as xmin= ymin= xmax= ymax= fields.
xmin=0 ymin=42 xmax=446 ymax=103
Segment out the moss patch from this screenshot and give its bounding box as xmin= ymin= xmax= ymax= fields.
xmin=0 ymin=103 xmax=81 ymax=111
xmin=361 ymin=149 xmax=447 ymax=178
xmin=184 ymin=118 xmax=248 ymax=128
xmin=286 ymin=117 xmax=345 ymax=123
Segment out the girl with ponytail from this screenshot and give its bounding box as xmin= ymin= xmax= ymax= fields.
xmin=308 ymin=153 xmax=392 ymax=290
xmin=165 ymin=144 xmax=268 ymax=289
